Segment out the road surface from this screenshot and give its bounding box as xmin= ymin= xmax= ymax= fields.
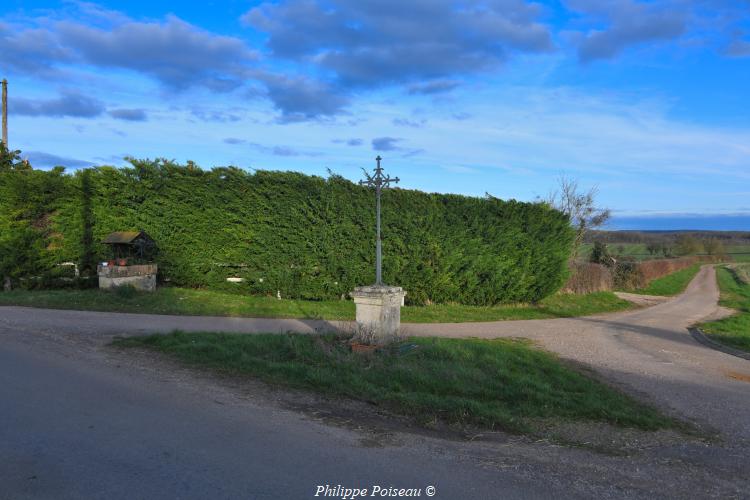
xmin=1 ymin=265 xmax=748 ymax=498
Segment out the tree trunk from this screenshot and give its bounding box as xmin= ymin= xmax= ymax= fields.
xmin=3 ymin=276 xmax=11 ymax=292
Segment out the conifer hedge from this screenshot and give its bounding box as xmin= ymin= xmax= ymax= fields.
xmin=0 ymin=156 xmax=574 ymax=305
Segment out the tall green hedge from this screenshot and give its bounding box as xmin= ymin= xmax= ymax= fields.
xmin=0 ymin=156 xmax=574 ymax=305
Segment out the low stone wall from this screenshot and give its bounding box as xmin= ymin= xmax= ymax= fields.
xmin=97 ymin=264 xmax=157 ymax=292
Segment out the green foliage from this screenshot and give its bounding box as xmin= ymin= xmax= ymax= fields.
xmin=112 ymin=284 xmax=139 ymax=299
xmin=79 ymin=169 xmax=96 ymax=274
xmin=645 ymin=242 xmax=674 ymax=258
xmin=0 ymin=142 xmax=70 ymax=282
xmin=114 ymin=332 xmax=677 ymax=433
xmin=675 ymin=234 xmax=704 ymax=255
xmin=0 ymin=222 xmax=47 ymax=279
xmin=612 ymin=261 xmax=640 ymax=290
xmin=589 ymin=241 xmax=613 ymax=266
xmin=0 ymin=157 xmax=574 ymax=305
xmin=703 ymin=237 xmax=726 ymax=256
xmin=0 ymin=142 xmax=24 ymax=171
xmin=700 ymin=265 xmax=750 ymax=352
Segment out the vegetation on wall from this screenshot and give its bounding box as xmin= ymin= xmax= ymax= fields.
xmin=0 ymin=150 xmax=574 ymax=305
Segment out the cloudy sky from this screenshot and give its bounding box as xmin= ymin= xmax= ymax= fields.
xmin=1 ymin=1 xmax=749 ymax=228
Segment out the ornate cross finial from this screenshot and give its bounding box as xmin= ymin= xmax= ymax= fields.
xmin=359 ymin=157 xmax=399 ymax=285
xmin=360 ymin=156 xmax=400 ymax=194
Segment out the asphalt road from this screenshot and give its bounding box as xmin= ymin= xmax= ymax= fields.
xmin=1 ymin=265 xmax=749 ymax=498
xmin=0 ymin=339 xmax=560 ymax=500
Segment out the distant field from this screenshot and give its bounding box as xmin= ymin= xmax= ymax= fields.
xmin=579 ymin=243 xmax=750 ymax=262
xmin=724 ymin=245 xmax=750 ymax=262
xmin=579 ymin=243 xmax=651 ymax=261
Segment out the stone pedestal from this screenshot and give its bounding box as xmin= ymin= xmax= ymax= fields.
xmin=350 ymin=285 xmax=406 ymax=343
xmin=97 ymin=264 xmax=157 ymax=292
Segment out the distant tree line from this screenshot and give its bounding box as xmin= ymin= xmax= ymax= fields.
xmin=585 ymin=231 xmax=736 ymax=261
xmin=586 ymin=230 xmax=750 ymax=246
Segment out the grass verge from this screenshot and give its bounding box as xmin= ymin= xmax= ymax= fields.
xmin=113 ymin=332 xmax=677 ymax=434
xmin=631 ymin=264 xmax=702 ymax=296
xmin=0 ymin=287 xmax=633 ymax=323
xmin=699 ymin=265 xmax=750 ymax=353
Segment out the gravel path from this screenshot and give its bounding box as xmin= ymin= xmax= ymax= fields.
xmin=2 ymin=264 xmax=749 ymax=498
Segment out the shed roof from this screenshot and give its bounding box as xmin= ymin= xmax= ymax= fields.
xmin=103 ymin=231 xmax=147 ymax=245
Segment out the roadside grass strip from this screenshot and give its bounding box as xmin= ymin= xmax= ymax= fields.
xmin=113 ymin=332 xmax=677 ymax=434
xmin=632 ymin=264 xmax=702 ymax=296
xmin=699 ymin=265 xmax=750 ymax=353
xmin=0 ymin=287 xmax=633 ymax=323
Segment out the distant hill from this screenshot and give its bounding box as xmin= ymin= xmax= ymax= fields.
xmin=586 ymin=230 xmax=750 ymax=245
xmin=607 ymin=214 xmax=750 ymax=232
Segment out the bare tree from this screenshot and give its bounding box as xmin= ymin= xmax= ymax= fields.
xmin=675 ymin=234 xmax=704 ymax=255
xmin=547 ymin=176 xmax=611 ymax=260
xmin=703 ymin=237 xmax=725 ymax=256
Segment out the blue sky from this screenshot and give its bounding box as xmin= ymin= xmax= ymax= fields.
xmin=1 ymin=1 xmax=749 ymax=229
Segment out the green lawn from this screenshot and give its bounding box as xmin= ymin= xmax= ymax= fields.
xmin=630 ymin=264 xmax=702 ymax=296
xmin=113 ymin=332 xmax=677 ymax=433
xmin=699 ymin=265 xmax=750 ymax=353
xmin=727 ymin=244 xmax=750 ymax=263
xmin=0 ymin=287 xmax=633 ymax=323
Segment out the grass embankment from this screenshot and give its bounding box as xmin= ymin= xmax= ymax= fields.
xmin=699 ymin=265 xmax=750 ymax=353
xmin=114 ymin=332 xmax=676 ymax=433
xmin=630 ymin=264 xmax=702 ymax=296
xmin=0 ymin=287 xmax=632 ymax=323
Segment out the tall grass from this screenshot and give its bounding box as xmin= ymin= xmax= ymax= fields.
xmin=114 ymin=332 xmax=676 ymax=433
xmin=700 ymin=265 xmax=750 ymax=352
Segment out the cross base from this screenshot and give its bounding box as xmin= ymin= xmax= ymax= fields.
xmin=350 ymin=285 xmax=406 ymax=344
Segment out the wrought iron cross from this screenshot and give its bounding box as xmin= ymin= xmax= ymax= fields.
xmin=360 ymin=156 xmax=399 ymax=285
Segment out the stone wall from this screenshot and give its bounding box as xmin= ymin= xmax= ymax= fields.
xmin=97 ymin=264 xmax=157 ymax=292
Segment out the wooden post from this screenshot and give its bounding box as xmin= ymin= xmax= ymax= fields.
xmin=1 ymin=79 xmax=7 ymax=147
xmin=3 ymin=79 xmax=10 ymax=290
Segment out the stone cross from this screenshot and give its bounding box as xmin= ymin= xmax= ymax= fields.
xmin=359 ymin=156 xmax=399 ymax=285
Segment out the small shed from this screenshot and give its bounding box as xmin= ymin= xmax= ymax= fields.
xmin=102 ymin=231 xmax=156 ymax=264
